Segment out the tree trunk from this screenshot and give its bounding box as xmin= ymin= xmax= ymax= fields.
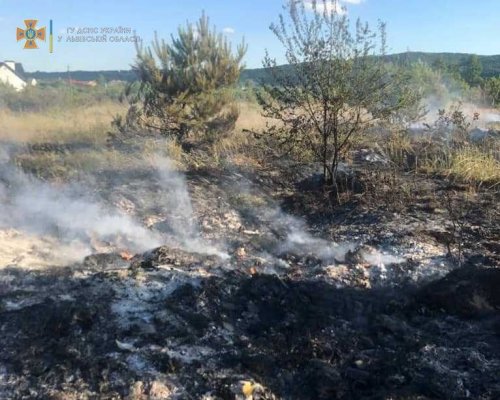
xmin=331 ymin=148 xmax=339 ymax=185
xmin=323 ymin=131 xmax=328 ymax=183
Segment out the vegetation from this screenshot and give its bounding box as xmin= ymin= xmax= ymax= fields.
xmin=0 ymin=102 xmax=123 ymax=144
xmin=448 ymin=146 xmax=499 ymax=187
xmin=0 ymin=80 xmax=125 ymax=113
xmin=405 ymin=61 xmax=470 ymax=101
xmin=378 ymin=104 xmax=500 ymax=188
xmin=22 ymin=52 xmax=500 ymax=84
xmin=484 ymin=76 xmax=500 ymax=106
xmin=25 ymin=69 xmax=136 ymax=83
xmin=241 ymin=52 xmax=500 ymax=84
xmin=1 ymin=6 xmax=498 ymax=398
xmin=464 ymin=54 xmax=483 ymax=86
xmin=257 ymin=0 xmax=420 ymax=183
xmin=116 ymin=13 xmax=247 ymax=145
xmin=0 ymin=7 xmax=498 ymax=189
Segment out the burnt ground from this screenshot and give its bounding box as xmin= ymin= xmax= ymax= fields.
xmin=0 ymin=149 xmax=499 ymax=399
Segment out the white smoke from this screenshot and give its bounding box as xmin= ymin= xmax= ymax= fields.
xmin=0 ymin=169 xmax=163 ymax=255
xmin=258 ymin=207 xmax=356 ymax=263
xmin=483 ymin=113 xmax=500 ymax=123
xmin=151 ymin=155 xmax=226 ymax=257
xmin=0 ymin=148 xmax=226 ymax=265
xmin=280 ymin=226 xmax=356 ymax=262
xmin=361 ymin=248 xmax=404 ymax=267
xmin=410 ymin=97 xmax=500 ymax=132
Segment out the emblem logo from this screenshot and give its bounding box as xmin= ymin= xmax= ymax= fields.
xmin=17 ymin=20 xmax=46 ymax=49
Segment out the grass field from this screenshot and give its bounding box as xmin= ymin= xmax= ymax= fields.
xmin=0 ymin=101 xmax=125 ymax=144
xmin=1 ymin=91 xmax=498 ymax=187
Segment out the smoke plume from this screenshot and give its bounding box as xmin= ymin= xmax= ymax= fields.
xmin=0 ymin=148 xmax=224 ymax=265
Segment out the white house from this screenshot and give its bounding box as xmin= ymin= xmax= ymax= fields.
xmin=0 ymin=61 xmax=36 ymax=91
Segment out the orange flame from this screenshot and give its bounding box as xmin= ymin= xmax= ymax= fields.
xmin=120 ymin=251 xmax=134 ymax=261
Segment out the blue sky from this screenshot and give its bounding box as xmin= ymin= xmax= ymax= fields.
xmin=0 ymin=0 xmax=499 ymax=72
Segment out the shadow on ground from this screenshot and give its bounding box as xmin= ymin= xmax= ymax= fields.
xmin=0 ymin=256 xmax=499 ymax=399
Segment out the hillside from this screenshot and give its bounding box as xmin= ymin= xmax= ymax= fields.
xmin=385 ymin=52 xmax=500 ymax=78
xmin=24 ymin=52 xmax=500 ymax=84
xmin=25 ymin=69 xmax=136 ymax=83
xmin=241 ymin=52 xmax=500 ymax=84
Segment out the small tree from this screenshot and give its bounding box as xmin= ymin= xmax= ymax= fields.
xmin=484 ymin=76 xmax=500 ymax=107
xmin=118 ymin=13 xmax=247 ymax=143
xmin=432 ymin=56 xmax=447 ymax=72
xmin=258 ymin=0 xmax=421 ymax=183
xmin=463 ymin=55 xmax=483 ymax=87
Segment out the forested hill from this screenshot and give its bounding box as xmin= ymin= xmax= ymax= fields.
xmin=25 ymin=52 xmax=500 ymax=83
xmin=240 ymin=52 xmax=500 ymax=83
xmin=25 ymin=69 xmax=136 ymax=82
xmin=386 ymin=52 xmax=500 ymax=77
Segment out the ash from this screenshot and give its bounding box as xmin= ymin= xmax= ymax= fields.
xmin=0 ymin=147 xmax=498 ymax=399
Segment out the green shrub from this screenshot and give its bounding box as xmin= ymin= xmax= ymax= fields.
xmin=117 ymin=12 xmax=247 ymax=145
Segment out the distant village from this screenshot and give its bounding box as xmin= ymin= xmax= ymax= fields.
xmin=0 ymin=60 xmax=129 ymax=91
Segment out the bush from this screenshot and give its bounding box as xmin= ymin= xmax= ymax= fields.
xmin=257 ymin=0 xmax=420 ymax=184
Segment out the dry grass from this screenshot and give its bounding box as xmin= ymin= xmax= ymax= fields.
xmin=0 ymin=102 xmax=126 ymax=144
xmin=6 ymin=97 xmax=498 ymax=190
xmin=235 ymin=101 xmax=268 ymax=134
xmin=398 ymin=141 xmax=500 ymax=188
xmin=448 ymin=147 xmax=500 ymax=187
xmin=383 ymin=131 xmax=414 ymax=167
xmin=15 ymin=149 xmax=142 ymax=180
xmin=357 ymin=125 xmax=500 ymax=189
xmin=9 ymin=96 xmax=495 ymax=187
xmin=5 ymin=100 xmax=269 ymax=179
xmin=2 ymin=101 xmax=132 ymax=179
xmin=210 ymin=130 xmax=251 ymax=159
xmin=142 ymin=137 xmax=185 ymax=169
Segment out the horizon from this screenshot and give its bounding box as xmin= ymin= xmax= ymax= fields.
xmin=16 ymin=51 xmax=500 ymax=74
xmin=1 ymin=0 xmax=500 ymax=72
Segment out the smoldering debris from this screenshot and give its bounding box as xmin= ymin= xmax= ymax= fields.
xmin=0 ymin=151 xmax=227 ymax=267
xmin=0 ymin=139 xmax=498 ymax=398
xmin=151 ymin=155 xmax=227 ymax=258
xmin=0 ymin=260 xmax=498 ymax=399
xmin=249 ymin=206 xmax=358 ymax=264
xmin=0 ymin=168 xmax=163 ymax=258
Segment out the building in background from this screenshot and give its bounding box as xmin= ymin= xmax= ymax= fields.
xmin=0 ymin=61 xmax=36 ymax=91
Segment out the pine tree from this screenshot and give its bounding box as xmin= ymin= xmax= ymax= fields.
xmin=484 ymin=77 xmax=500 ymax=106
xmin=463 ymin=55 xmax=483 ymax=87
xmin=119 ymin=12 xmax=247 ymax=143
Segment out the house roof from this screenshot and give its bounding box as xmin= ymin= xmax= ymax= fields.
xmin=0 ymin=62 xmax=26 ymax=81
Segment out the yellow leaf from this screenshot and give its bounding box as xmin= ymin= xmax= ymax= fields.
xmin=241 ymin=381 xmax=254 ymax=397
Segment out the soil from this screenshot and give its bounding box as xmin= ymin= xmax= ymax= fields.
xmin=0 ymin=144 xmax=499 ymax=399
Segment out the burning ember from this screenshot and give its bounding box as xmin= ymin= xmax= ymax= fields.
xmin=119 ymin=250 xmax=134 ymax=261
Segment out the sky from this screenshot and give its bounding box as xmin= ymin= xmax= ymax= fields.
xmin=0 ymin=0 xmax=499 ymax=72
